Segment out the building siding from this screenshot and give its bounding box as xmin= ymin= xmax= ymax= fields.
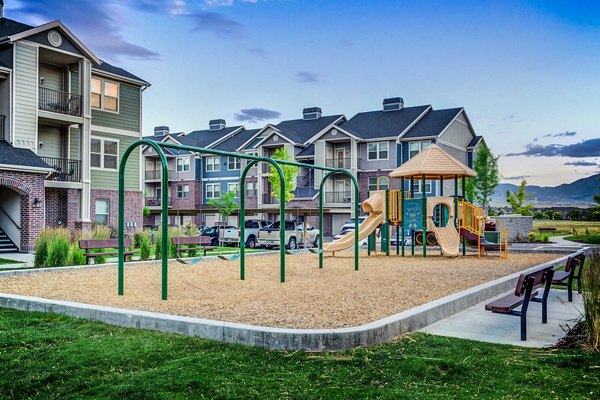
xmin=69 ymin=127 xmax=79 ymax=160
xmin=13 ymin=42 xmax=38 ymax=151
xmin=90 ymin=131 xmax=140 ymax=191
xmin=90 ymin=81 xmax=141 ymax=132
xmin=358 ymin=139 xmax=396 ymax=171
xmin=38 ymin=125 xmax=63 ymax=158
xmin=438 ymin=118 xmax=473 ymax=148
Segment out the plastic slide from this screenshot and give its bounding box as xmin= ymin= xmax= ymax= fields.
xmin=323 ymin=191 xmax=386 ymax=252
xmin=430 ymin=223 xmax=460 ymax=257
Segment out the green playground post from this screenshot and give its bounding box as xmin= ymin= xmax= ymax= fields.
xmin=422 ymin=174 xmax=427 ymax=257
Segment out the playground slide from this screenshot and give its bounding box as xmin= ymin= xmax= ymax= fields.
xmin=430 ymin=223 xmax=460 ymax=257
xmin=323 ymin=191 xmax=386 ymax=252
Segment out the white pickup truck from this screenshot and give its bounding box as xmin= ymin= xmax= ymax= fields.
xmin=222 ymin=219 xmax=272 ymax=248
xmin=257 ymin=220 xmax=320 ymax=250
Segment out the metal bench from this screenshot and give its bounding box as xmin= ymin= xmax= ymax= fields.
xmin=552 ymin=251 xmax=586 ymax=302
xmin=485 ymin=265 xmax=555 ymax=340
xmin=78 ymin=238 xmax=134 ymax=265
xmin=171 ymin=236 xmax=216 ymax=257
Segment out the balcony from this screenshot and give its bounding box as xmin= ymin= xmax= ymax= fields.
xmin=325 ymin=191 xmax=351 ymax=203
xmin=41 ymin=157 xmax=81 ymax=183
xmin=38 ymin=87 xmax=81 ymax=117
xmin=145 ymin=197 xmax=172 ymax=207
xmin=145 ymin=169 xmax=174 ymax=180
xmin=325 ymin=158 xmax=351 ymax=169
xmin=262 ymin=193 xmax=279 ymax=205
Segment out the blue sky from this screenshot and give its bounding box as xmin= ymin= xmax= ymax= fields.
xmin=5 ymin=0 xmax=600 ymax=186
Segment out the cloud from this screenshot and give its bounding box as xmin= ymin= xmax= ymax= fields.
xmin=188 ymin=11 xmax=244 ymax=39
xmin=247 ymin=47 xmax=267 ymax=57
xmin=564 ymin=161 xmax=598 ymax=167
xmin=506 ymin=138 xmax=600 ymax=158
xmin=502 ymin=114 xmax=515 ymax=120
xmin=504 ymin=175 xmax=531 ymax=180
xmin=542 ymin=131 xmax=577 ymax=138
xmin=295 ymin=71 xmax=321 ymax=83
xmin=9 ymin=0 xmax=160 ymax=62
xmin=235 ymin=108 xmax=281 ymax=123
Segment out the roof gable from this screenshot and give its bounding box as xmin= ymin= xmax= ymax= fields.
xmin=401 ymin=108 xmax=463 ymax=140
xmin=274 ymin=114 xmax=344 ymax=144
xmin=341 ymin=105 xmax=431 ymax=140
xmin=177 ymin=126 xmax=243 ymax=149
xmin=213 ymin=128 xmax=260 ymax=152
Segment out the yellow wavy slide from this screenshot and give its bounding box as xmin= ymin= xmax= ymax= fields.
xmin=323 ymin=191 xmax=385 ymax=253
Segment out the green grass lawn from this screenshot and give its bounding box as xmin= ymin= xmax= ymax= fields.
xmin=564 ymin=234 xmax=600 ymax=244
xmin=533 ymin=220 xmax=600 ymax=236
xmin=0 ymin=258 xmax=24 ymax=265
xmin=0 ymin=308 xmax=599 ymax=399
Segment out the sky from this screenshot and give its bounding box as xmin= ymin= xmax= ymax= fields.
xmin=5 ymin=0 xmax=600 ymax=186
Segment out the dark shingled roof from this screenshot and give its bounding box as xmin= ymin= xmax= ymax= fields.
xmin=142 ymin=134 xmax=188 ymax=155
xmin=0 ymin=17 xmax=33 ymax=37
xmin=340 ymin=105 xmax=430 ymax=139
xmin=0 ymin=141 xmax=51 ymax=170
xmin=214 ymin=129 xmax=260 ymax=152
xmin=274 ymin=114 xmax=343 ymax=144
xmin=177 ymin=126 xmax=242 ymax=149
xmin=244 ymin=136 xmax=264 ymax=151
xmin=467 ymin=135 xmax=483 ymax=148
xmin=93 ymin=60 xmax=148 ymax=85
xmin=296 ymin=143 xmax=314 ymax=158
xmin=402 ymin=108 xmax=463 ymax=139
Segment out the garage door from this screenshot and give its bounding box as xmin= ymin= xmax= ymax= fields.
xmin=204 ymin=214 xmax=216 ymax=227
xmin=332 ymin=213 xmax=351 ymax=235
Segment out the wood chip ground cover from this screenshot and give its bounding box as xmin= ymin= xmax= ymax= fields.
xmin=0 ymin=252 xmax=560 ymax=329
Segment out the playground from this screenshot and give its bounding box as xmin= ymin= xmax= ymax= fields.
xmin=0 ymin=251 xmax=560 ymax=329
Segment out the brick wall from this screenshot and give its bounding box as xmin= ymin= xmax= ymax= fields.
xmin=0 ymin=171 xmax=46 ymax=252
xmin=45 ymin=188 xmax=82 ymax=237
xmin=91 ymin=189 xmax=143 ymax=234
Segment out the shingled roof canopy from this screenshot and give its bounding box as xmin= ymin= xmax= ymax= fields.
xmin=389 ymin=144 xmax=476 ymax=180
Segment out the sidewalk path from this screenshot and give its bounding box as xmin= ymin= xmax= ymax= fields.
xmin=420 ymin=288 xmax=583 ymax=348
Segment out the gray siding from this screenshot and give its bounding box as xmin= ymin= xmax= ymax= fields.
xmin=38 ymin=125 xmax=63 ymax=158
xmin=318 ymin=128 xmax=354 ymax=141
xmin=261 ymin=133 xmax=289 ymax=147
xmin=39 ymin=63 xmax=64 ymax=91
xmin=70 ymin=67 xmax=79 ymax=95
xmin=69 ymin=127 xmax=79 ymax=160
xmin=91 ymin=81 xmax=141 ymax=132
xmin=313 ymin=141 xmax=325 ymax=188
xmin=90 ymin=131 xmax=139 ymax=191
xmin=359 ymin=140 xmax=396 ymax=170
xmin=438 ymin=118 xmax=473 ymax=148
xmin=28 ymin=31 xmax=85 ymax=56
xmin=13 ymin=42 xmax=38 ymax=150
xmin=437 ymin=142 xmax=468 ymax=165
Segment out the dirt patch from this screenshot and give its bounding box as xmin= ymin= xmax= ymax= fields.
xmin=0 ymin=252 xmax=562 ymax=329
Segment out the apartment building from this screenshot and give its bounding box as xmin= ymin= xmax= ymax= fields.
xmin=0 ymin=10 xmax=149 ymax=252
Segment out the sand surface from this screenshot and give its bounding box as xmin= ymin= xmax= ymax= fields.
xmin=0 ymin=252 xmax=561 ymax=329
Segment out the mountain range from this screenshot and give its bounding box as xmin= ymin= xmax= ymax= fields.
xmin=490 ymin=173 xmax=599 ymax=207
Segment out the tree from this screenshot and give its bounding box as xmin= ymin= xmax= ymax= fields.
xmin=568 ymin=209 xmax=582 ymax=220
xmin=268 ymin=147 xmax=299 ymax=203
xmin=551 ymin=211 xmax=563 ymax=220
xmin=208 ymin=191 xmax=239 ymax=246
xmin=472 ymin=146 xmax=501 ymax=211
xmin=533 ymin=210 xmax=544 ymax=219
xmin=594 ymin=176 xmax=600 ymax=205
xmin=506 ymin=180 xmax=533 ymax=216
xmin=461 ymin=178 xmax=475 ymax=203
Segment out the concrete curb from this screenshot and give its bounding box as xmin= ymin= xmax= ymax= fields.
xmin=0 ymin=250 xmax=584 ymax=351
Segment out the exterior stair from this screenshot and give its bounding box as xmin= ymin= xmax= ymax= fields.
xmin=0 ymin=226 xmax=19 ymax=253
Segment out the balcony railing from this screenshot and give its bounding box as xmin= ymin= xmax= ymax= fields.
xmin=325 ymin=158 xmax=351 ymax=169
xmin=145 ymin=169 xmax=173 ymax=180
xmin=41 ymin=157 xmax=81 ymax=183
xmin=145 ymin=197 xmax=172 ymax=207
xmin=38 ymin=87 xmax=82 ymax=116
xmin=325 ymin=191 xmax=351 ymax=203
xmin=262 ymin=193 xmax=279 ymax=204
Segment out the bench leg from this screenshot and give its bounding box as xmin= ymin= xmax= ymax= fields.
xmin=520 ymin=312 xmax=527 ymax=341
xmin=567 ymin=274 xmax=574 ymax=302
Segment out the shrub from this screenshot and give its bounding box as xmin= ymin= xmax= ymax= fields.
xmin=137 ymin=231 xmax=151 ymax=261
xmin=70 ymin=244 xmax=86 ymax=266
xmin=154 ymin=226 xmax=182 ymax=260
xmin=515 ymin=232 xmax=523 ymax=242
xmin=582 ymin=249 xmax=600 ymax=350
xmin=542 ymin=235 xmax=550 ymax=243
xmin=533 ymin=211 xmax=544 ymax=219
xmin=527 ymin=232 xmax=536 ymax=243
xmin=34 ymin=229 xmax=53 ymax=268
xmin=46 ymin=228 xmax=71 ymax=268
xmin=92 ymin=224 xmax=111 ymax=264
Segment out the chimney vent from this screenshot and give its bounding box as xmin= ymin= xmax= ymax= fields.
xmin=154 ymin=126 xmax=169 ymax=136
xmin=209 ymin=119 xmax=226 ymax=131
xmin=303 ymin=107 xmax=322 ymax=120
xmin=383 ymin=97 xmax=404 ymax=112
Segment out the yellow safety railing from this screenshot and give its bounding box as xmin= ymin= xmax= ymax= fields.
xmin=459 ymin=199 xmax=485 ymax=235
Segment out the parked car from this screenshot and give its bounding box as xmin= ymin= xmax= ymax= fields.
xmin=258 ymin=220 xmax=320 ymax=250
xmin=339 ymin=216 xmax=367 ymax=232
xmin=222 ymin=219 xmax=272 ymax=248
xmin=198 ymin=225 xmax=235 ymax=246
xmin=333 ymin=226 xmax=379 ymax=248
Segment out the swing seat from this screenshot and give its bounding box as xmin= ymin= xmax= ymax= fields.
xmin=175 ymin=256 xmax=204 ymax=265
xmin=308 ymin=248 xmax=323 ymax=254
xmin=217 ymin=253 xmax=241 ymax=261
xmin=285 ymin=249 xmax=301 ymax=255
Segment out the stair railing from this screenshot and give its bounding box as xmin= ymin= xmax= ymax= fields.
xmin=0 ymin=205 xmax=20 ymax=230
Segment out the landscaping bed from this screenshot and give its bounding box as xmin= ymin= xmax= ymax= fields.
xmin=0 ymin=252 xmax=561 ymax=329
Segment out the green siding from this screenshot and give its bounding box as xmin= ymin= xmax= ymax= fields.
xmin=70 ymin=69 xmax=79 ymax=95
xmin=90 ymin=131 xmax=140 ymax=191
xmin=91 ymin=81 xmax=140 ymax=132
xmin=70 ymin=127 xmax=79 ymax=160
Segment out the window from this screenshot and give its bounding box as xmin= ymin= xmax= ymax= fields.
xmin=91 ymin=137 xmax=118 ymax=169
xmin=227 ymin=182 xmax=240 ymax=197
xmin=412 ymin=180 xmax=432 ymax=194
xmin=368 ymin=177 xmax=388 ymax=191
xmin=409 ymin=140 xmax=432 ymax=159
xmin=177 ymin=158 xmax=190 ymax=172
xmin=91 ymin=77 xmax=119 ymax=112
xmin=205 ymin=157 xmax=220 ymax=172
xmin=228 ymin=156 xmax=241 ymax=170
xmin=367 ymin=142 xmax=389 ymax=160
xmin=95 ymin=199 xmax=109 ymax=224
xmin=176 ymin=184 xmax=189 ymax=198
xmin=206 ymin=183 xmax=220 ymax=199
xmin=246 ymin=181 xmax=257 ymax=197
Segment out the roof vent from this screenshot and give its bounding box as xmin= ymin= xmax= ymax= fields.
xmin=383 ymin=97 xmax=404 ymax=112
xmin=209 ymin=119 xmax=226 ymax=131
xmin=303 ymin=107 xmax=322 ymax=120
xmin=154 ymin=126 xmax=170 ymax=136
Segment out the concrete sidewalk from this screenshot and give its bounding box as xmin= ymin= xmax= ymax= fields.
xmin=421 ymin=288 xmax=583 ymax=348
